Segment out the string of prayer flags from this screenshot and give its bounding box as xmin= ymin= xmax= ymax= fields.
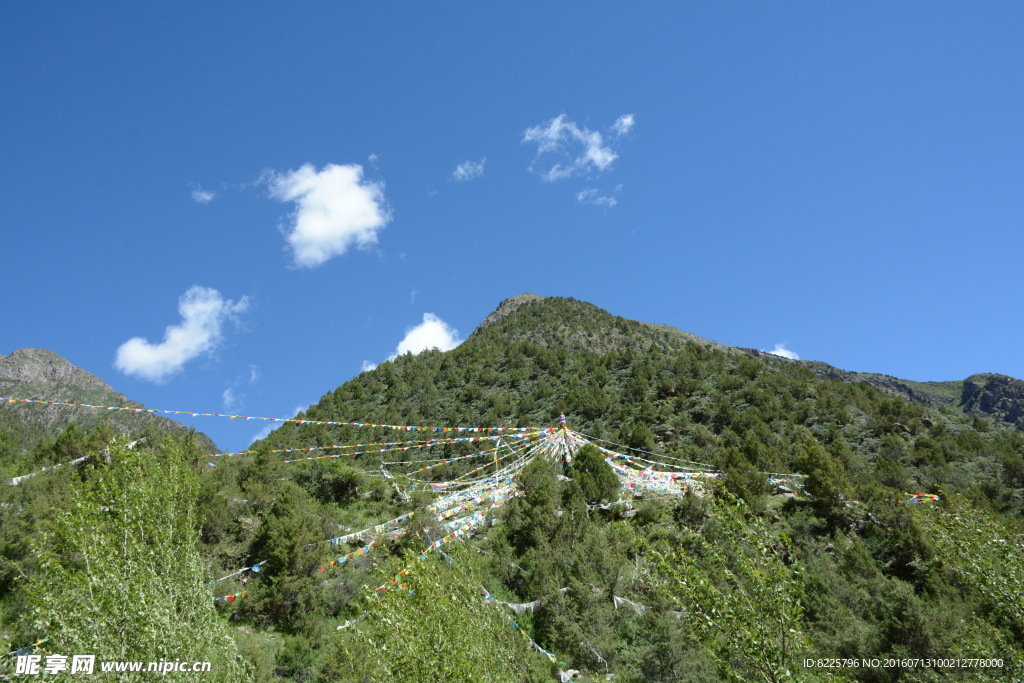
xmin=206 ymin=561 xmax=266 ymax=587
xmin=378 ymin=494 xmax=511 ymax=591
xmin=320 ymin=540 xmax=381 ymax=573
xmin=2 ymin=397 xmax=550 ymax=434
xmin=510 ymin=619 xmax=558 ymax=663
xmin=214 ymin=590 xmax=247 ymax=603
xmin=206 ymin=432 xmax=537 ymax=459
xmin=323 ymin=513 xmax=411 ymax=547
xmin=902 ymin=493 xmax=941 ymax=504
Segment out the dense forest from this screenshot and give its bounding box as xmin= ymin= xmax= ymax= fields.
xmin=2 ymin=296 xmax=1022 ymax=681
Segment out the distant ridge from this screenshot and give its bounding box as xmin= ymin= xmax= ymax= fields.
xmin=477 ymin=297 xmax=1023 ymax=428
xmin=0 ymin=348 xmax=218 ymax=454
xmin=741 ymin=349 xmax=1024 ymax=430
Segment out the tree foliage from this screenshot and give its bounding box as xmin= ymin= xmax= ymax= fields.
xmin=329 ymin=546 xmax=549 ymax=682
xmin=22 ymin=437 xmax=249 ymax=681
xmin=645 ymin=490 xmax=808 ymax=681
xmin=566 ymin=444 xmax=620 ymax=504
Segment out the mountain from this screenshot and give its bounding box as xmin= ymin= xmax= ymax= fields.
xmin=0 ymin=348 xmax=218 ymax=454
xmin=742 ymin=353 xmax=1024 ymax=430
xmin=257 ymin=294 xmax=1024 ymax=513
xmin=466 ymin=294 xmax=1024 ymax=431
xmin=234 ymin=294 xmax=1024 ymax=679
xmin=262 ymin=294 xmax=1023 ymax=446
xmin=8 ymin=296 xmax=1023 ymax=681
xmin=482 ymin=295 xmax=1024 ymax=431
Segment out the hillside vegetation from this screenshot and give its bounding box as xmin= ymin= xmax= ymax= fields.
xmin=2 ymin=296 xmax=1022 ymax=681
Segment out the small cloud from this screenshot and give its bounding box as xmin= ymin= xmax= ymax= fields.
xmin=523 ymin=114 xmax=632 ymax=182
xmin=191 ymin=187 xmax=215 ymax=204
xmin=612 ymin=114 xmax=635 ymax=136
xmin=452 ymin=158 xmax=486 ymax=182
xmin=576 ymin=188 xmax=618 ymax=208
xmin=267 ymin=163 xmax=391 ymax=268
xmin=222 ymin=388 xmax=240 ymax=411
xmin=410 ymin=289 xmax=418 ymax=304
xmin=247 ymin=364 xmax=260 ymax=384
xmin=392 ymin=313 xmax=462 ymax=358
xmin=368 ymin=153 xmax=379 ymax=163
xmin=764 ymin=343 xmax=800 ymax=360
xmin=114 ymin=286 xmax=249 ymax=383
xmin=362 ymin=313 xmax=463 ymax=371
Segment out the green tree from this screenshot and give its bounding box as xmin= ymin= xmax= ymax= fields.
xmin=329 ymin=546 xmax=549 ymax=682
xmin=22 ymin=437 xmax=249 ymax=682
xmin=914 ymin=497 xmax=1024 ymax=641
xmin=794 ymin=434 xmax=850 ymax=521
xmin=567 ymin=444 xmax=620 ymax=504
xmin=645 ymin=491 xmax=808 ymax=682
xmin=246 ymin=481 xmax=329 ymax=633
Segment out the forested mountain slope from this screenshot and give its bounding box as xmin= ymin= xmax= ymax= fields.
xmin=4 ymin=296 xmax=1022 ymax=682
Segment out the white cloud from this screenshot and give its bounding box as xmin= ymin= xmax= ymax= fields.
xmin=222 ymin=388 xmax=240 ymax=411
xmin=452 ymin=158 xmax=486 ymax=182
xmin=267 ymin=163 xmax=391 ymax=268
xmin=360 ymin=314 xmax=463 ymax=373
xmin=191 ymin=187 xmax=215 ymax=204
xmin=576 ymin=188 xmax=618 ymax=208
xmin=523 ymin=114 xmax=632 ymax=182
xmin=392 ymin=313 xmax=462 ymax=358
xmin=612 ymin=114 xmax=635 ymax=136
xmin=765 ymin=343 xmax=800 ymax=360
xmin=114 ymin=286 xmax=249 ymax=383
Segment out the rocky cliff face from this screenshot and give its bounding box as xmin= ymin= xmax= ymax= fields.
xmin=0 ymin=348 xmax=217 ymax=452
xmin=960 ymin=374 xmax=1024 ymax=426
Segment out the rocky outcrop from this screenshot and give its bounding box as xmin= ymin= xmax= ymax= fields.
xmin=0 ymin=348 xmax=217 ymax=452
xmin=959 ymin=374 xmax=1024 ymax=427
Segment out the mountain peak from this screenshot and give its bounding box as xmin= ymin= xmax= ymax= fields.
xmin=0 ymin=347 xmax=218 ymax=453
xmin=475 ymin=293 xmax=546 ymax=331
xmin=1 ymin=347 xmax=115 ymax=396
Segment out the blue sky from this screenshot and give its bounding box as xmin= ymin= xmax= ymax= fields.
xmin=2 ymin=3 xmax=1022 ymax=452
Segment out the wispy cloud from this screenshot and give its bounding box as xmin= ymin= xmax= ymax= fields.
xmin=267 ymin=163 xmax=391 ymax=268
xmin=612 ymin=114 xmax=635 ymax=136
xmin=523 ymin=114 xmax=632 ymax=182
xmin=191 ymin=187 xmax=215 ymax=204
xmin=221 ymin=365 xmax=261 ymax=411
xmin=576 ymin=188 xmax=618 ymax=208
xmin=764 ymin=343 xmax=800 ymax=360
xmin=452 ymin=158 xmax=486 ymax=182
xmin=114 ymin=286 xmax=249 ymax=383
xmin=222 ymin=388 xmax=240 ymax=411
xmin=360 ymin=360 xmax=378 ymax=373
